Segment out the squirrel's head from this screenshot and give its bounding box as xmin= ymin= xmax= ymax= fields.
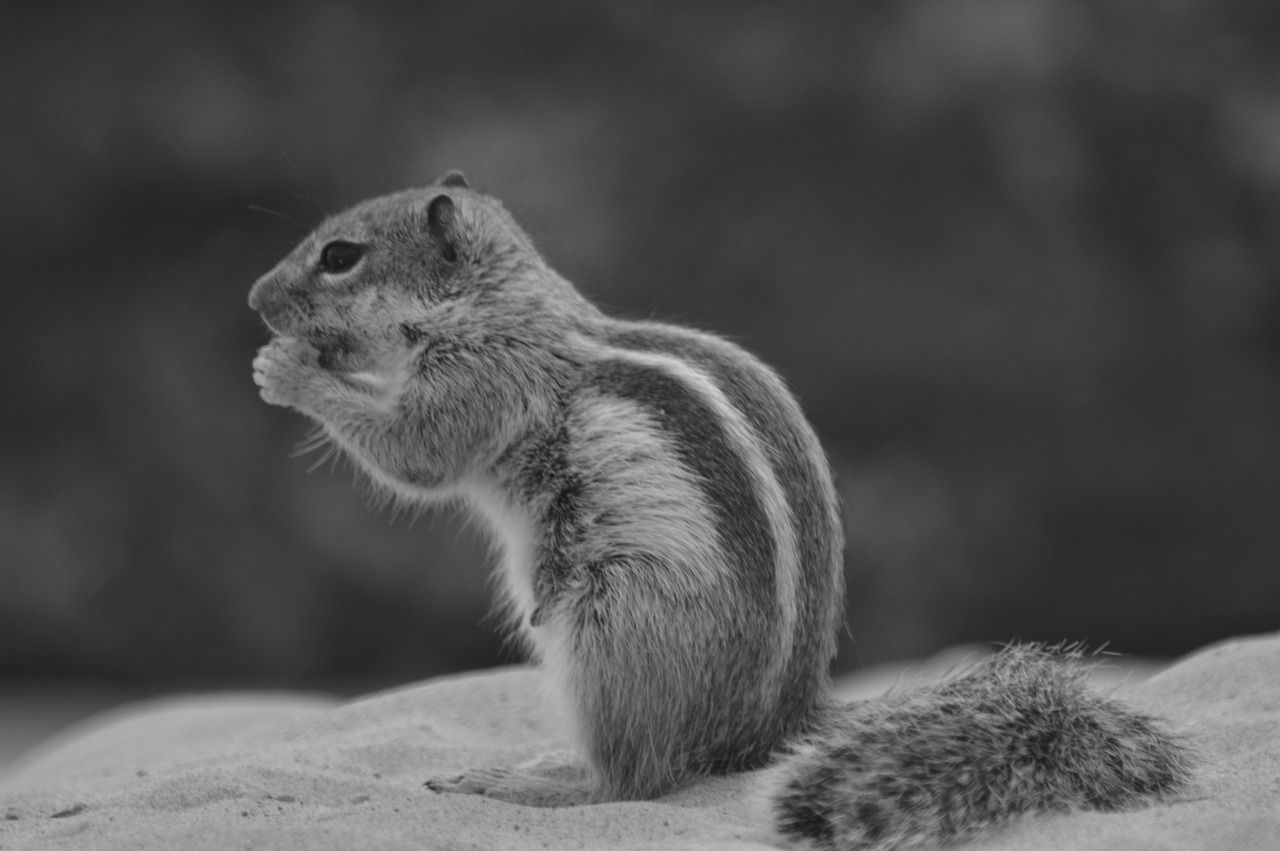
xmin=248 ymin=171 xmax=577 ymax=373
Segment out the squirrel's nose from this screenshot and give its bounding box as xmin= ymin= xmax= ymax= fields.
xmin=247 ymin=272 xmax=294 ymax=334
xmin=250 ymin=275 xmax=271 ymax=312
xmin=247 ymin=274 xmax=271 ymax=312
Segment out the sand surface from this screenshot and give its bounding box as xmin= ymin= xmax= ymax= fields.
xmin=1 ymin=634 xmax=1277 ymax=850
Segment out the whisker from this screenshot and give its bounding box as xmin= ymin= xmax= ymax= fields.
xmin=294 ymin=192 xmax=329 ymax=219
xmin=291 ymin=426 xmax=332 ymax=462
xmin=246 ymin=203 xmax=301 ymax=226
xmin=284 ymin=425 xmax=428 ymax=523
xmin=306 ymin=443 xmax=340 ymax=474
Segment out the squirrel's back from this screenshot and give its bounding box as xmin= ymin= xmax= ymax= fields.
xmin=482 ymin=315 xmax=845 ymax=794
xmin=597 ymin=318 xmax=845 ymax=705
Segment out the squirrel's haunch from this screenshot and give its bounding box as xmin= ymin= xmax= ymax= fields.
xmin=772 ymin=645 xmax=1194 ymax=851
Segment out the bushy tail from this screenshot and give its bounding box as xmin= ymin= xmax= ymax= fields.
xmin=772 ymin=645 xmax=1194 ymax=851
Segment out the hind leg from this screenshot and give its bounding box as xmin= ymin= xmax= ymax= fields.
xmin=556 ymin=569 xmax=737 ymax=801
xmin=421 ymin=627 xmax=601 ymax=807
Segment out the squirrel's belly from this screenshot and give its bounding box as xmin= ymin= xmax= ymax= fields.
xmin=459 ymin=478 xmax=542 ymax=629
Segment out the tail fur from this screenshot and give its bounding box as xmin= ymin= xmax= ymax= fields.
xmin=771 ymin=645 xmax=1193 ymax=851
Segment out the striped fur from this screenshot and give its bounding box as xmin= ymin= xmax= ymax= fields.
xmin=249 ymin=177 xmax=841 ymax=800
xmin=250 ymin=177 xmax=1190 ymax=844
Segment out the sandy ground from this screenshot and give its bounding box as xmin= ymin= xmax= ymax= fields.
xmin=0 ymin=634 xmax=1276 ymax=850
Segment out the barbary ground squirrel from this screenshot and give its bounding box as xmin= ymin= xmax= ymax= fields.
xmin=248 ymin=173 xmax=1192 ymax=850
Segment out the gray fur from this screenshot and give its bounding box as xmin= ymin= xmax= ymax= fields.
xmin=772 ymin=646 xmax=1194 ymax=850
xmin=249 ymin=179 xmax=1192 ymax=845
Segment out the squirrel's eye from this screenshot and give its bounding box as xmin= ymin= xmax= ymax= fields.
xmin=318 ymin=241 xmax=365 ymax=274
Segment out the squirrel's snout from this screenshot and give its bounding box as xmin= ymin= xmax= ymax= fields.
xmin=247 ymin=274 xmax=297 ymax=336
xmin=247 ymin=273 xmax=273 ymax=313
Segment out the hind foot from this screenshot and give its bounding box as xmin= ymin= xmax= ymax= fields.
xmin=424 ymin=752 xmax=594 ymax=807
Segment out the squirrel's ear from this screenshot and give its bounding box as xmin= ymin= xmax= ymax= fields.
xmin=436 ymin=170 xmax=469 ymax=189
xmin=426 ymin=194 xmax=461 ymax=263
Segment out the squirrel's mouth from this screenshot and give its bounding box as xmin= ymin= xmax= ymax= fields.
xmin=253 ymin=302 xmax=306 ymax=339
xmin=254 ymin=313 xmax=360 ymax=372
xmin=308 ymin=328 xmax=365 ymax=372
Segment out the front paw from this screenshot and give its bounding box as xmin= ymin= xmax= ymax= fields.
xmin=253 ymin=337 xmax=323 ymax=409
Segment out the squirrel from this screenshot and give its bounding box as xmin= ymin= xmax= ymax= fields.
xmin=248 ymin=172 xmax=1192 ymax=850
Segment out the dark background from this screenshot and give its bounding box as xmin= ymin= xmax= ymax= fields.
xmin=3 ymin=0 xmax=1278 ymax=692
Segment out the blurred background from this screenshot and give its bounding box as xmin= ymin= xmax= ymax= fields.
xmin=2 ymin=0 xmax=1278 ymax=752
